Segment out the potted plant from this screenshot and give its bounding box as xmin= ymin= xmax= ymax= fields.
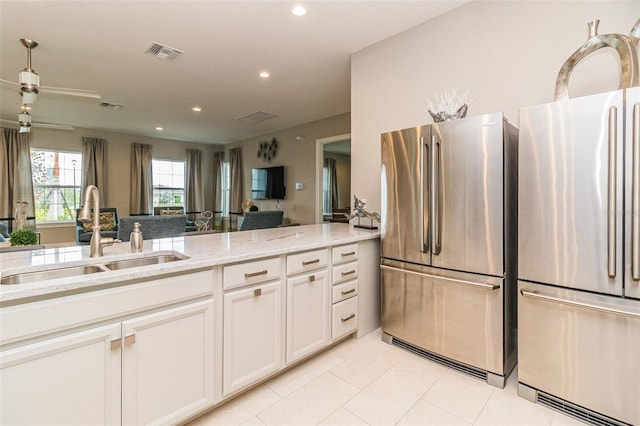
xmin=9 ymin=228 xmax=39 ymax=246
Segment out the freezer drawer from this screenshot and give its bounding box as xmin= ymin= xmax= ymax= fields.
xmin=381 ymin=262 xmax=505 ymax=375
xmin=518 ymin=281 xmax=640 ymax=425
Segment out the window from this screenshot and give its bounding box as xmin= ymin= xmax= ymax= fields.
xmin=30 ymin=149 xmax=82 ymax=222
xmin=221 ymin=161 xmax=230 ymax=215
xmin=322 ymin=166 xmax=331 ymax=214
xmin=152 ymin=159 xmax=185 ymax=207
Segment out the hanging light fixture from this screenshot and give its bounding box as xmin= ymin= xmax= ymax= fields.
xmin=18 ymin=104 xmax=32 ymax=133
xmin=18 ymin=38 xmax=39 ymax=104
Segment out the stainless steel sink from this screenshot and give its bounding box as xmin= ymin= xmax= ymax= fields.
xmin=1 ymin=252 xmax=189 ymax=285
xmin=102 ymin=253 xmax=187 ymax=270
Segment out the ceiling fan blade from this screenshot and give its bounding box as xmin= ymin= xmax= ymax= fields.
xmin=0 ymin=118 xmax=75 ymax=131
xmin=39 ymin=86 xmax=100 ymax=99
xmin=0 ymin=78 xmax=20 ymax=90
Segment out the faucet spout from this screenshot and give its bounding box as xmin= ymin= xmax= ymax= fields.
xmin=78 ymin=185 xmax=116 ymax=257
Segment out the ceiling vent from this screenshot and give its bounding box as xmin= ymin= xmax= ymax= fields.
xmin=238 ymin=111 xmax=278 ymax=124
xmin=145 ymin=42 xmax=184 ymax=61
xmin=100 ymin=102 xmax=124 ymax=110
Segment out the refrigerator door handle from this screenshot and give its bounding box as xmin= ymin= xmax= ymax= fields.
xmin=380 ymin=265 xmax=500 ymax=290
xmin=520 ymin=290 xmax=640 ymax=319
xmin=432 ymin=136 xmax=442 ymax=255
xmin=633 ymin=103 xmax=640 ymax=280
xmin=608 ymin=106 xmax=617 ymax=278
xmin=421 ymin=136 xmax=430 ymax=253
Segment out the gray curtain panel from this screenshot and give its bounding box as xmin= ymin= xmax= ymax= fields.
xmin=211 ymin=151 xmax=224 ymax=212
xmin=0 ymin=128 xmax=36 ymax=224
xmin=229 ymin=147 xmax=243 ymax=214
xmin=185 ymin=148 xmax=204 ymax=212
xmin=81 ymin=137 xmax=107 ymax=205
xmin=130 ymin=143 xmax=153 ymax=215
xmin=325 ymin=158 xmax=338 ymax=210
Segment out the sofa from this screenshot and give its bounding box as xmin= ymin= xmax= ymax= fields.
xmin=117 ymin=214 xmax=187 ymax=242
xmin=76 ymin=208 xmax=118 ymax=245
xmin=153 ymin=206 xmax=197 ymax=232
xmin=239 ymin=211 xmax=284 ymax=231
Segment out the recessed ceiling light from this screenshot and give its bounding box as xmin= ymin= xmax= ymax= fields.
xmin=292 ymin=5 xmax=306 ymax=16
xmin=155 ymin=127 xmax=163 ymax=131
xmin=259 ymin=71 xmax=270 ymax=78
xmin=192 ymin=107 xmax=202 ymax=112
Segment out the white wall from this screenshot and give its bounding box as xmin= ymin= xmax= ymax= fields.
xmin=351 ymin=0 xmax=638 ymax=214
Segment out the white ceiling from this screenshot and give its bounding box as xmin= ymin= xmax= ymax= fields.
xmin=0 ymin=1 xmax=467 ymax=145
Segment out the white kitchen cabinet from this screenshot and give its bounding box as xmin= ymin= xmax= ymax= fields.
xmin=0 ymin=323 xmax=122 ymax=425
xmin=122 ymin=299 xmax=215 ymax=426
xmin=223 ymin=280 xmax=283 ymax=396
xmin=286 ymin=270 xmax=330 ymax=364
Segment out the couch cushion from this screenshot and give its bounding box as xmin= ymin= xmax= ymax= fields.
xmin=78 ymin=230 xmax=118 ymax=243
xmin=81 ymin=212 xmax=117 ymax=232
xmin=159 ymin=208 xmax=184 ymax=215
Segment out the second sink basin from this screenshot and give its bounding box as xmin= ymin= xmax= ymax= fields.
xmin=1 ymin=252 xmax=189 ymax=285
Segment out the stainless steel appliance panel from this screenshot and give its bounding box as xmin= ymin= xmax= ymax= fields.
xmin=626 ymin=86 xmax=640 ymax=300
xmin=518 ymin=90 xmax=624 ymax=295
xmin=381 ymin=260 xmax=504 ymax=374
xmin=518 ymin=281 xmax=640 ymax=425
xmin=381 ymin=126 xmax=432 ymax=266
xmin=430 ymin=113 xmax=506 ymax=277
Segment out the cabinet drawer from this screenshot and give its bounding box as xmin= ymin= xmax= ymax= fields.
xmin=332 ymin=296 xmax=358 ymax=341
xmin=224 ymin=257 xmax=281 ymax=290
xmin=332 ymin=261 xmax=358 ymax=284
xmin=332 ymin=280 xmax=358 ymax=304
xmin=332 ymin=243 xmax=358 ymax=265
xmin=286 ymin=249 xmax=328 ymax=275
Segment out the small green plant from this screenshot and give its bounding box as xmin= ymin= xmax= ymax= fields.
xmin=9 ymin=228 xmax=39 ymax=246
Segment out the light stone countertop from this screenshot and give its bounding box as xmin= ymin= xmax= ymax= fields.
xmin=0 ymin=223 xmax=379 ymax=306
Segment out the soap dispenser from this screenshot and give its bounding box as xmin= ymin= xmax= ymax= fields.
xmin=130 ymin=222 xmax=143 ymax=253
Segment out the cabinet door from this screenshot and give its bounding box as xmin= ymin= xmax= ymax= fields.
xmin=223 ymin=281 xmax=282 ymax=396
xmin=122 ymin=300 xmax=215 ymax=426
xmin=286 ymin=270 xmax=330 ymax=364
xmin=0 ymin=323 xmax=121 ymax=426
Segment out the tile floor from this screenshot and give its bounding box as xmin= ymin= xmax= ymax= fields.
xmin=188 ymin=329 xmax=584 ymax=426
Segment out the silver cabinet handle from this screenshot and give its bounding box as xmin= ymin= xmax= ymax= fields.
xmin=124 ymin=334 xmax=136 ymax=346
xmin=608 ymin=106 xmax=617 ymax=278
xmin=432 ymin=136 xmax=442 ymax=255
xmin=633 ymin=103 xmax=640 ymax=280
xmin=341 ymin=288 xmax=356 ymax=295
xmin=245 ymin=270 xmax=268 ymax=278
xmin=520 ymin=290 xmax=640 ymax=319
xmin=254 ymin=288 xmax=262 ymax=296
xmin=341 ymin=251 xmax=356 ymax=257
xmin=380 ymin=264 xmax=500 ymax=290
xmin=341 ymin=270 xmax=356 ymax=276
xmin=302 ymin=259 xmax=320 ymax=266
xmin=421 ymin=136 xmax=430 ymax=253
xmin=110 ymin=338 xmax=122 ymax=351
xmin=308 ymin=275 xmax=316 ymax=282
xmin=341 ymin=313 xmax=356 ymax=322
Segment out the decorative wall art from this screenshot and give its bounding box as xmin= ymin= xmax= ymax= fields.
xmin=257 ymin=137 xmax=279 ymax=162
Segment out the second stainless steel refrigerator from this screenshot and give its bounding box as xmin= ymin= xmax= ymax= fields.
xmin=380 ymin=112 xmax=518 ymax=387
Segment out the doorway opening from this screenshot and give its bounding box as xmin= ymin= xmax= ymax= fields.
xmin=315 ymin=133 xmax=351 ymax=224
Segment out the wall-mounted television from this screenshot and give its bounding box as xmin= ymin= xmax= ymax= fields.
xmin=251 ymin=166 xmax=286 ymax=200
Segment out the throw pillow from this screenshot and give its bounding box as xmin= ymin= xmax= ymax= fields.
xmin=81 ymin=212 xmax=116 ymax=232
xmin=160 ymin=209 xmax=184 ymax=215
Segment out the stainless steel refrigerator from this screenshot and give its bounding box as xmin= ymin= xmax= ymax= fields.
xmin=517 ymin=87 xmax=640 ymax=426
xmin=380 ymin=112 xmax=518 ymax=387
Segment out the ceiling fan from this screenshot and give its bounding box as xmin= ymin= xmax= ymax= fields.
xmin=0 ymin=117 xmax=75 ymax=132
xmin=0 ymin=38 xmax=101 ymax=104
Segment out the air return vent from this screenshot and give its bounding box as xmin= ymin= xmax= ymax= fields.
xmin=537 ymin=392 xmax=630 ymax=426
xmin=99 ymin=102 xmax=124 ymax=110
xmin=390 ymin=337 xmax=487 ymax=382
xmin=145 ymin=42 xmax=184 ymax=61
xmin=238 ymin=111 xmax=278 ymax=124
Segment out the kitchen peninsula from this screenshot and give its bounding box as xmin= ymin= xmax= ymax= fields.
xmin=0 ymin=223 xmax=380 ymax=425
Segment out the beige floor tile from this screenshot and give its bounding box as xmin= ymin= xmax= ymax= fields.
xmin=474 ymin=387 xmax=554 ymax=426
xmin=330 ymin=339 xmax=410 ymax=390
xmin=550 ymin=412 xmax=591 ymax=426
xmin=239 ymin=416 xmax=266 ymax=426
xmin=397 ymin=400 xmax=471 ymax=426
xmin=343 ymin=368 xmax=434 ymax=425
xmin=266 ymin=351 xmax=344 ymax=398
xmin=257 ymin=373 xmax=359 ymax=426
xmin=319 ymin=408 xmax=368 ymax=426
xmin=187 ymin=385 xmax=280 ymax=426
xmin=390 ymin=353 xmax=448 ymax=389
xmin=422 ymin=372 xmax=495 ymax=423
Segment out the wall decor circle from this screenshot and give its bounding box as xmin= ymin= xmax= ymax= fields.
xmin=257 ymin=137 xmax=278 ymax=162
